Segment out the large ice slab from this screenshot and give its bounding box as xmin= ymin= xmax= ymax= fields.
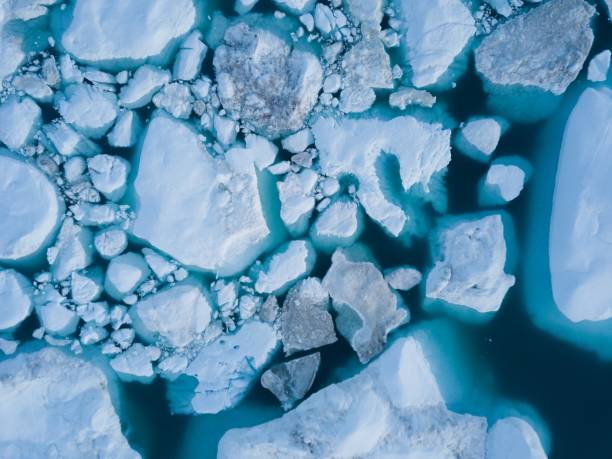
xmin=312 ymin=116 xmax=451 ymax=236
xmin=395 ymin=0 xmax=475 ymax=87
xmin=426 ymin=214 xmax=515 ymax=315
xmin=59 ymin=0 xmax=196 ymax=69
xmin=475 ymin=0 xmax=595 ymax=96
xmin=323 ymin=246 xmax=408 ymax=363
xmin=549 ymin=87 xmax=612 ymax=322
xmin=0 ymin=95 xmax=41 ymax=150
xmin=218 ymin=335 xmax=487 ymax=458
xmin=214 ymin=21 xmax=322 ymax=138
xmin=0 ymin=347 xmax=140 ymax=459
xmin=57 ymin=84 xmax=118 ymax=139
xmin=131 ymin=112 xmax=280 ymax=277
xmin=0 ymin=153 xmax=63 ymax=262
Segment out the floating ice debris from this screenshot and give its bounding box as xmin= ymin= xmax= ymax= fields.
xmin=87 ymin=154 xmax=131 ymax=201
xmin=10 ymin=74 xmax=53 ymax=103
xmin=0 ymin=348 xmax=140 ymax=458
xmin=426 ymin=214 xmax=515 ymax=315
xmin=343 ymin=0 xmax=384 ymax=27
xmin=323 ymin=246 xmax=408 ymax=363
xmin=0 ymin=95 xmax=41 ymax=150
xmin=261 ymin=352 xmax=321 ymax=411
xmin=152 ymin=82 xmax=194 ymax=119
xmin=394 ymin=0 xmax=475 ymax=88
xmin=70 ymin=268 xmax=103 ymax=304
xmin=486 ymin=417 xmax=548 ymax=459
xmin=277 ymin=169 xmax=318 ymax=236
xmin=173 ymin=320 xmax=279 ymax=414
xmin=110 ymin=342 xmax=160 ymax=383
xmin=310 ymin=197 xmax=363 ymax=251
xmin=104 ymin=252 xmax=150 ymax=300
xmin=0 ymin=153 xmax=63 ymax=262
xmin=173 ymin=30 xmax=207 ymax=82
xmin=107 ymin=110 xmax=142 ymax=148
xmin=218 ymin=336 xmax=488 ymax=458
xmin=281 ymin=128 xmax=314 ymax=154
xmin=59 ymin=0 xmax=196 ymax=68
xmin=389 ymin=87 xmax=437 ymax=109
xmin=47 ymin=218 xmax=94 ymax=281
xmin=455 ymin=117 xmax=506 ymax=163
xmin=43 ymin=120 xmax=101 ymax=157
xmin=142 ymin=248 xmax=177 ymax=281
xmin=549 ymin=87 xmax=612 ymax=322
xmin=475 ymin=0 xmax=595 ymax=96
xmin=57 ymin=84 xmax=119 ymax=139
xmin=384 ymin=266 xmax=422 ymax=291
xmin=587 ymin=50 xmax=611 ymax=83
xmin=479 ymin=157 xmax=530 ymax=206
xmin=131 ymin=281 xmax=212 ymax=348
xmin=272 ymin=0 xmax=315 ymax=15
xmin=255 ymin=240 xmax=316 ymax=295
xmin=0 ymin=337 xmax=19 ymax=355
xmin=0 ymin=269 xmax=34 ymax=332
xmin=94 ymin=226 xmax=127 ymax=259
xmin=312 ymin=115 xmax=451 ymax=236
xmin=33 ymin=284 xmax=79 ymax=336
xmin=280 ymin=277 xmax=337 ymax=356
xmin=131 ymin=113 xmax=280 ymax=277
xmin=214 ymin=21 xmax=322 ymax=138
xmin=119 ymin=65 xmax=171 ymax=109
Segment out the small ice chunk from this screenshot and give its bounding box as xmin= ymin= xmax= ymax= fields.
xmin=255 ymin=240 xmax=317 ymax=295
xmin=0 ymin=337 xmax=19 ymax=355
xmin=0 ymin=348 xmax=140 ymax=458
xmin=395 ymin=0 xmax=476 ymax=87
xmin=176 ymin=320 xmax=279 ymax=414
xmin=342 ymin=35 xmax=393 ymax=91
xmin=94 ymin=226 xmax=127 ymax=259
xmin=479 ymin=159 xmax=529 ymax=205
xmin=119 ymin=65 xmax=171 ymax=109
xmin=173 ymin=30 xmax=207 ymax=81
xmin=110 ymin=343 xmax=159 ymax=383
xmin=272 ymin=0 xmax=315 ymax=15
xmin=131 ymin=281 xmax=212 ymax=348
xmin=70 ymin=269 xmax=103 ymax=304
xmin=312 ymin=116 xmax=451 ymax=236
xmin=384 ymin=266 xmax=422 ymax=291
xmin=235 ymin=0 xmax=259 ymax=14
xmin=77 ymin=301 xmax=110 ymax=326
xmin=323 ymin=246 xmax=409 ymax=363
xmin=71 ymin=202 xmax=122 ymax=226
xmin=0 ymin=269 xmax=33 ymax=332
xmin=587 ymin=50 xmax=611 ymax=82
xmin=474 ymin=0 xmax=595 ymax=95
xmin=310 ymin=198 xmax=363 ymax=251
xmin=0 ymin=95 xmax=41 ymax=150
xmin=339 ymin=85 xmax=376 ymax=113
xmin=34 ymin=285 xmax=79 ymax=336
xmin=80 ymin=322 xmax=109 ymax=345
xmin=484 ymin=0 xmax=514 ymax=17
xmin=152 ymin=82 xmax=194 ymax=119
xmin=343 ymin=0 xmax=384 ymax=27
xmin=278 ymin=169 xmax=318 ymax=235
xmin=43 ymin=121 xmax=101 ymax=157
xmin=58 ymin=84 xmax=118 ymax=139
xmin=455 ymin=117 xmax=505 ymax=162
xmin=426 ymin=214 xmax=515 ymax=314
xmin=214 ymin=21 xmax=322 ymax=138
xmin=104 ymin=252 xmax=151 ymax=300
xmin=107 ymin=110 xmax=142 ymax=147
xmin=158 ymin=354 xmax=189 ymax=380
xmin=486 ymin=417 xmax=548 ymax=459
xmin=389 ymin=87 xmax=436 ymax=109
xmin=314 ymin=4 xmax=335 ymax=34
xmin=59 ymin=54 xmax=83 ymax=84
xmin=322 ymin=74 xmax=341 ymax=94
xmin=213 ymin=114 xmax=237 ymax=146
xmin=11 ymin=74 xmax=53 ymax=103
xmin=280 ymin=277 xmax=337 ymax=356
xmin=261 ymin=352 xmax=320 ymax=410
xmin=60 ymin=0 xmax=196 ymax=68
xmin=87 ymin=154 xmax=131 ymax=201
xmin=142 ymin=248 xmax=177 ymax=280
xmin=0 ymin=153 xmax=63 ymax=262
xmin=281 ymin=128 xmax=314 ymax=154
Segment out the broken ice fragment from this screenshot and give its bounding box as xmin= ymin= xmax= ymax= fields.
xmin=107 ymin=110 xmax=142 ymax=148
xmin=455 ymin=117 xmax=506 ymax=162
xmin=479 ymin=157 xmax=530 ymax=206
xmin=0 ymin=153 xmax=63 ymax=262
xmin=94 ymin=226 xmax=127 ymax=259
xmin=389 ymin=87 xmax=436 ymax=109
xmin=384 ymin=266 xmax=422 ymax=291
xmin=171 ymin=320 xmax=279 ymax=414
xmin=104 ymin=252 xmax=151 ymax=300
xmin=131 ymin=281 xmax=212 ymax=348
xmin=87 ymin=154 xmax=131 ymax=201
xmin=0 ymin=95 xmax=41 ymax=150
xmin=323 ymin=246 xmax=409 ymax=363
xmin=277 ymin=169 xmax=318 ymax=236
xmin=426 ymin=214 xmax=515 ymax=315
xmin=59 ymin=0 xmax=196 ymax=69
xmin=58 ymin=84 xmax=119 ymax=139
xmin=475 ymin=0 xmax=595 ymax=96
xmin=214 ymin=21 xmax=322 ymax=138
xmin=587 ymin=50 xmax=611 ymax=83
xmin=173 ymin=30 xmax=207 ymax=82
xmin=255 ymin=240 xmax=317 ymax=295
xmin=70 ymin=268 xmax=103 ymax=304
xmin=110 ymin=342 xmax=160 ymax=383
xmin=310 ymin=198 xmax=363 ymax=252
xmin=0 ymin=269 xmax=34 ymax=332
xmin=152 ymin=82 xmax=194 ymax=119
xmin=0 ymin=348 xmax=140 ymax=458
xmin=486 ymin=417 xmax=548 ymax=459
xmin=261 ymin=352 xmax=320 ymax=410
xmin=34 ymin=284 xmax=79 ymax=336
xmin=119 ymin=65 xmax=171 ymax=109
xmin=280 ymin=277 xmax=337 ymax=356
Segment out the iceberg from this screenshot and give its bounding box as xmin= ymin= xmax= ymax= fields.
xmin=0 ymin=153 xmax=63 ymax=263
xmin=549 ymin=87 xmax=612 ymax=322
xmin=131 ymin=112 xmax=281 ymax=277
xmin=0 ymin=347 xmax=140 ymax=458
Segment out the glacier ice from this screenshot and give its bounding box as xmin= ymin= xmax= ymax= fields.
xmin=475 ymin=0 xmax=595 ymax=96
xmin=549 ymin=87 xmax=612 ymax=322
xmin=426 ymin=214 xmax=515 ymax=315
xmin=0 ymin=153 xmax=63 ymax=262
xmin=0 ymin=347 xmax=140 ymax=459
